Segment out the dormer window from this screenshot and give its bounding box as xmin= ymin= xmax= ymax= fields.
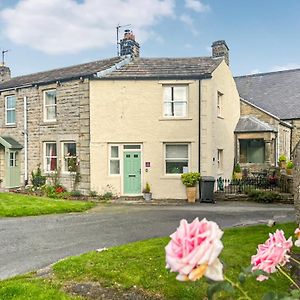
xmin=163 ymin=86 xmax=187 ymax=117
xmin=43 ymin=89 xmax=57 ymax=122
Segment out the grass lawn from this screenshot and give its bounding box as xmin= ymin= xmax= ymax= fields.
xmin=0 ymin=223 xmax=298 ymax=299
xmin=0 ymin=193 xmax=95 ymax=217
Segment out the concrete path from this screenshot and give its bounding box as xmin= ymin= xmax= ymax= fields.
xmin=0 ymin=201 xmax=294 ymax=280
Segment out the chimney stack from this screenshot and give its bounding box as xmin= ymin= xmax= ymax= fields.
xmin=120 ymin=30 xmax=140 ymax=58
xmin=211 ymin=40 xmax=229 ymax=66
xmin=0 ymin=64 xmax=11 ymax=82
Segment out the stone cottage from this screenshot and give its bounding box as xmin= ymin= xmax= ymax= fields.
xmin=0 ymin=57 xmax=129 ymax=191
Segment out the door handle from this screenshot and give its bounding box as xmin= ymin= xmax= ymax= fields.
xmin=128 ymin=174 xmax=136 ymax=178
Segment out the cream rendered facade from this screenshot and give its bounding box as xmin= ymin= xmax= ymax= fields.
xmin=90 ymin=61 xmax=240 ymax=199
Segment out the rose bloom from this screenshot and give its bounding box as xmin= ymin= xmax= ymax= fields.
xmin=295 ymin=228 xmax=300 ymax=247
xmin=251 ymin=229 xmax=292 ymax=281
xmin=165 ymin=218 xmax=224 ymax=282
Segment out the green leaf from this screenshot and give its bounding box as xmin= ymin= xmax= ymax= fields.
xmin=238 ymin=272 xmax=246 ymax=284
xmin=262 ymin=291 xmax=277 ymax=300
xmin=207 ymin=282 xmax=234 ymax=300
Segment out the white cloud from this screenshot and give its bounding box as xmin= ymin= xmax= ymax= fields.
xmin=0 ymin=0 xmax=175 ymax=54
xmin=269 ymin=63 xmax=300 ymax=72
xmin=179 ymin=14 xmax=199 ymax=35
xmin=185 ymin=0 xmax=210 ymax=13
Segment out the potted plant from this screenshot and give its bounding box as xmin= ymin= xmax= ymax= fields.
xmin=181 ymin=172 xmax=201 ymax=203
xmin=278 ymin=154 xmax=287 ymax=169
xmin=142 ymin=182 xmax=152 ymax=201
xmin=286 ymin=160 xmax=294 ymax=175
xmin=233 ymin=163 xmax=242 ymax=180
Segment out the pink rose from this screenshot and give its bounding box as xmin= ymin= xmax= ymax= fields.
xmin=294 ymin=228 xmax=300 ymax=247
xmin=165 ymin=218 xmax=224 ymax=282
xmin=251 ymin=229 xmax=292 ymax=281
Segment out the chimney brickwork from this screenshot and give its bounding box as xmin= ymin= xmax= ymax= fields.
xmin=211 ymin=40 xmax=229 ymax=66
xmin=120 ymin=30 xmax=140 ymax=58
xmin=0 ymin=65 xmax=11 ymax=82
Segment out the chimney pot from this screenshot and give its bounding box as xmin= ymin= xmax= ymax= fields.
xmin=0 ymin=65 xmax=11 ymax=82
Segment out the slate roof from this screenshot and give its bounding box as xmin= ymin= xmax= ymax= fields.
xmin=235 ymin=116 xmax=277 ymax=133
xmin=0 ymin=136 xmax=23 ymax=149
xmin=103 ymin=57 xmax=223 ymax=79
xmin=235 ymin=69 xmax=300 ymax=120
xmin=0 ymin=57 xmax=124 ymax=91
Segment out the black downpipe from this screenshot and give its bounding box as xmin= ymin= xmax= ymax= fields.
xmin=198 ymin=80 xmax=201 ymax=173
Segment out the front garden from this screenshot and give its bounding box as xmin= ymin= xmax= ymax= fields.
xmin=0 ymin=192 xmax=95 ymax=217
xmin=0 ymin=222 xmax=299 ymax=299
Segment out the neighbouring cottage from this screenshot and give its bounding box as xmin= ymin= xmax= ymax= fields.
xmin=0 ymin=57 xmax=129 ymax=191
xmin=89 ymin=41 xmax=240 ymax=199
xmin=235 ymin=69 xmax=300 ymax=160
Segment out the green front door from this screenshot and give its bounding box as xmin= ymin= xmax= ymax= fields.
xmin=6 ymin=150 xmax=21 ymax=188
xmin=124 ymin=151 xmax=141 ymax=194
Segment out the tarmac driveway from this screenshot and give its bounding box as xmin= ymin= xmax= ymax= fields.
xmin=0 ymin=201 xmax=294 ymax=280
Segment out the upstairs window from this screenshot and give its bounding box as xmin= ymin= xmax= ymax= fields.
xmin=217 ymin=91 xmax=223 ymax=118
xmin=163 ymin=86 xmax=187 ymax=117
xmin=5 ymin=95 xmax=16 ymax=125
xmin=44 ymin=90 xmax=57 ymax=122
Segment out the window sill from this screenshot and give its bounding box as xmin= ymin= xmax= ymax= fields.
xmin=5 ymin=124 xmax=16 ymax=128
xmin=159 ymin=117 xmax=193 ymax=121
xmin=40 ymin=121 xmax=58 ymax=126
xmin=160 ymin=175 xmax=182 ymax=180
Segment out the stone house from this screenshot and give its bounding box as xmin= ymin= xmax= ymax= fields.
xmin=0 ymin=57 xmax=129 ymax=191
xmin=235 ymin=69 xmax=300 ymax=164
xmin=89 ymin=41 xmax=240 ymax=199
xmin=234 ymin=98 xmax=292 ymax=171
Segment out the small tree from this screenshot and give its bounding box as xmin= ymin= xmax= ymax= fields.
xmin=31 ymin=165 xmax=46 ymax=188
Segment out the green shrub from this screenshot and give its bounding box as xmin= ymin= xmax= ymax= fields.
xmin=70 ymin=190 xmax=83 ymax=198
xmin=143 ymin=182 xmax=151 ymax=193
xmin=286 ymin=160 xmax=294 ymax=169
xmin=89 ymin=190 xmax=98 ymax=197
xmin=31 ymin=166 xmax=46 ymax=188
xmin=43 ymin=185 xmax=57 ymax=198
xmin=103 ymin=191 xmax=113 ymax=199
xmin=247 ymin=190 xmax=282 ymax=203
xmin=233 ymin=163 xmax=241 ymax=173
xmin=279 ymin=154 xmax=287 ymax=162
xmin=181 ymin=172 xmax=201 ymax=187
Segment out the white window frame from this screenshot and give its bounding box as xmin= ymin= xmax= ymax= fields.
xmin=61 ymin=141 xmax=77 ymax=173
xmin=163 ymin=85 xmax=188 ymax=118
xmin=164 ymin=143 xmax=189 ymax=175
xmin=44 ymin=142 xmax=57 ymax=173
xmin=217 ymin=149 xmax=223 ymax=173
xmin=43 ymin=89 xmax=57 ymax=122
xmin=109 ymin=144 xmax=120 ymax=176
xmin=217 ymin=91 xmax=223 ymax=118
xmin=5 ymin=95 xmax=16 ymax=125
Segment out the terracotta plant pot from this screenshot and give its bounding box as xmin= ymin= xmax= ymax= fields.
xmin=286 ymin=169 xmax=293 ymax=175
xmin=186 ymin=186 xmax=197 ymax=203
xmin=279 ymin=161 xmax=286 ymax=169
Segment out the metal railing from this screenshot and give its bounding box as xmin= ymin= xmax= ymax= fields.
xmin=215 ymin=176 xmax=292 ymax=194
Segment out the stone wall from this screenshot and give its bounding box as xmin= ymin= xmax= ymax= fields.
xmin=0 ymin=78 xmax=90 ymax=193
xmin=289 ymin=119 xmax=300 ymax=152
xmin=240 ymin=100 xmax=291 ymax=161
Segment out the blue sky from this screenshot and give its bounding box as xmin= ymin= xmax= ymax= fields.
xmin=0 ymin=0 xmax=299 ymax=77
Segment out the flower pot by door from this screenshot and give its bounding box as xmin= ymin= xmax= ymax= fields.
xmin=186 ymin=186 xmax=197 ymax=203
xmin=279 ymin=161 xmax=286 ymax=169
xmin=286 ymin=169 xmax=293 ymax=175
